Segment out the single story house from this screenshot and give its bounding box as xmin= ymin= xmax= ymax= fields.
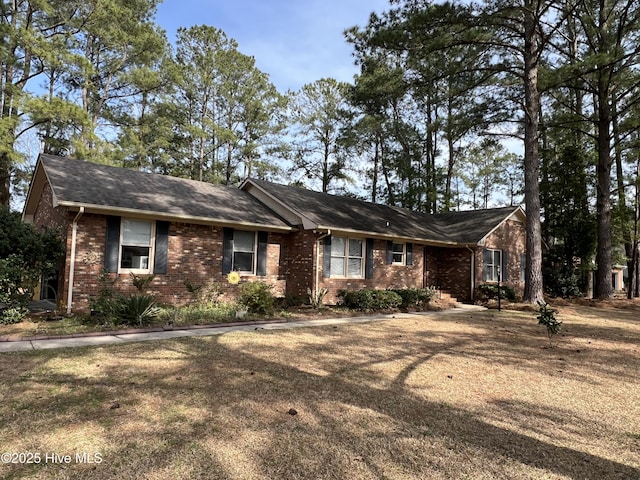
xmin=23 ymin=154 xmax=527 ymax=313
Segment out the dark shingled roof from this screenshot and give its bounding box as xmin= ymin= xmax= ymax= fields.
xmin=247 ymin=178 xmax=451 ymax=242
xmin=39 ymin=154 xmax=291 ymax=229
xmin=35 ymin=155 xmax=521 ymax=244
xmin=247 ymin=179 xmax=522 ymax=245
xmin=432 ymin=207 xmax=523 ymax=244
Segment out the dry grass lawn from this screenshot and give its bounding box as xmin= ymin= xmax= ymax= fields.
xmin=1 ymin=304 xmax=639 ymax=479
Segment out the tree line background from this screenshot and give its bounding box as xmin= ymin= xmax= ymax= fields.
xmin=2 ymin=0 xmax=639 ymax=300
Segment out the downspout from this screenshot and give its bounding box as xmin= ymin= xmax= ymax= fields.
xmin=66 ymin=207 xmax=84 ymax=315
xmin=315 ymin=230 xmax=331 ymax=298
xmin=466 ymin=246 xmax=475 ymax=303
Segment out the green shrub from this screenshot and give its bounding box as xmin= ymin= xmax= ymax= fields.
xmin=238 ymin=281 xmax=275 ymax=315
xmin=543 ymin=267 xmax=586 ymax=298
xmin=475 ymin=283 xmax=516 ymax=302
xmin=0 ymin=256 xmax=33 ymax=324
xmin=0 ymin=208 xmax=65 ymax=324
xmin=160 ymin=302 xmax=238 ymax=325
xmin=338 ymin=289 xmax=402 ymax=312
xmin=387 ymin=287 xmax=436 ymax=309
xmin=130 ymin=272 xmax=155 ymax=292
xmin=279 ymin=294 xmax=308 ymax=308
xmin=0 ymin=306 xmax=28 ymax=325
xmin=537 ymin=301 xmax=562 ymax=347
xmin=184 ymin=279 xmax=222 ymax=304
xmin=90 ymin=268 xmax=124 ymax=320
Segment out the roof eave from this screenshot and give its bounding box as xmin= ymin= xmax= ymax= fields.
xmin=241 ymin=178 xmax=317 ymax=229
xmin=317 ymin=225 xmax=471 ymax=247
xmin=58 ymin=201 xmax=295 ymax=232
xmin=476 ymin=206 xmax=526 ymax=245
xmin=22 ymin=158 xmax=45 ymax=222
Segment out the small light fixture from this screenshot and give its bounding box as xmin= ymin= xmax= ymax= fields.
xmin=385 ymin=221 xmax=390 ymax=228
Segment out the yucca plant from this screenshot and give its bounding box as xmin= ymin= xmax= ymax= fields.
xmin=307 ymin=287 xmax=328 ymax=309
xmin=121 ymin=294 xmax=162 ymax=326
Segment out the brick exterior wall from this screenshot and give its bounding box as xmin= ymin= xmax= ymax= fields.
xmin=33 ymin=182 xmax=69 ymax=231
xmin=477 ymin=219 xmax=527 ymax=299
xmin=280 ymin=230 xmax=318 ymax=299
xmin=58 ymin=215 xmax=295 ymax=312
xmin=318 ymin=239 xmax=426 ymax=304
xmin=422 ymin=218 xmax=527 ymax=303
xmin=32 ymin=182 xmax=69 ymax=301
xmin=426 ymin=247 xmax=474 ymax=303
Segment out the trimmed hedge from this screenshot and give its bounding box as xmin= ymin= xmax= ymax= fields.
xmin=475 ymin=283 xmax=516 ymax=302
xmin=387 ymin=287 xmax=437 ymax=309
xmin=338 ymin=289 xmax=402 ymax=312
xmin=338 ymin=287 xmax=438 ymax=312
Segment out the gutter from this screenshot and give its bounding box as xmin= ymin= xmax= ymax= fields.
xmin=314 ymin=225 xmax=466 ymax=248
xmin=314 ymin=230 xmax=331 ymax=300
xmin=66 ymin=207 xmax=84 ymax=315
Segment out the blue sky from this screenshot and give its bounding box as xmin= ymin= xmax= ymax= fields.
xmin=155 ymin=0 xmax=391 ymax=92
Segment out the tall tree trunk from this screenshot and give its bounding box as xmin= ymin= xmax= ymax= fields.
xmin=522 ymin=0 xmax=544 ymax=304
xmin=594 ymin=90 xmax=613 ymax=298
xmin=593 ymin=0 xmax=614 ymax=299
xmin=632 ymin=150 xmax=640 ymax=297
xmin=0 ymin=153 xmax=11 ymax=207
xmin=322 ymin=136 xmax=330 ymax=193
xmin=371 ymin=132 xmax=380 ymax=203
xmin=381 ymin=140 xmax=395 ymax=205
xmin=225 ymin=142 xmax=233 ymax=186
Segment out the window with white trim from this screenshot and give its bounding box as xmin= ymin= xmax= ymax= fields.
xmin=232 ymin=230 xmax=257 ymax=274
xmin=392 ymin=242 xmax=405 ymax=265
xmin=330 ymin=237 xmax=364 ymax=278
xmin=120 ymin=219 xmax=154 ymax=273
xmin=484 ymin=249 xmax=502 ymax=282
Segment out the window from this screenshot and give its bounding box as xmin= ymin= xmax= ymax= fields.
xmin=222 ymin=229 xmax=267 ymax=277
xmin=484 ymin=249 xmax=502 ymax=282
xmin=232 ymin=230 xmax=257 ymax=274
xmin=120 ymin=219 xmax=154 ymax=273
xmin=330 ymin=237 xmax=363 ymax=278
xmin=520 ymin=253 xmax=526 ymax=282
xmin=392 ymin=242 xmax=405 ymax=265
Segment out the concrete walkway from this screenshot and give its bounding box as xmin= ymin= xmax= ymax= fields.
xmin=0 ymin=304 xmax=486 ymax=353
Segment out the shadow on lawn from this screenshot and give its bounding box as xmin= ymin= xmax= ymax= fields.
xmin=428 ymin=309 xmax=640 ymax=384
xmin=195 ymin=334 xmax=640 ymax=479
xmin=1 ymin=311 xmax=639 ymax=479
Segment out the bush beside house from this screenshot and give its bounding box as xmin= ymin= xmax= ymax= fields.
xmin=0 ymin=208 xmax=64 ymax=324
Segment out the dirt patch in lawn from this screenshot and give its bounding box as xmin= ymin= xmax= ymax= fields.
xmin=0 ymin=305 xmax=639 ymax=479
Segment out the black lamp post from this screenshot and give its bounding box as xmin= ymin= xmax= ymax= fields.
xmin=497 ymin=269 xmax=502 ymax=312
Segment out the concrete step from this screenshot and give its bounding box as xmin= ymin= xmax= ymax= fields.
xmin=453 ymin=303 xmax=487 ymax=311
xmin=435 ymin=291 xmax=469 ymax=309
xmin=436 ymin=290 xmax=486 ymax=310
